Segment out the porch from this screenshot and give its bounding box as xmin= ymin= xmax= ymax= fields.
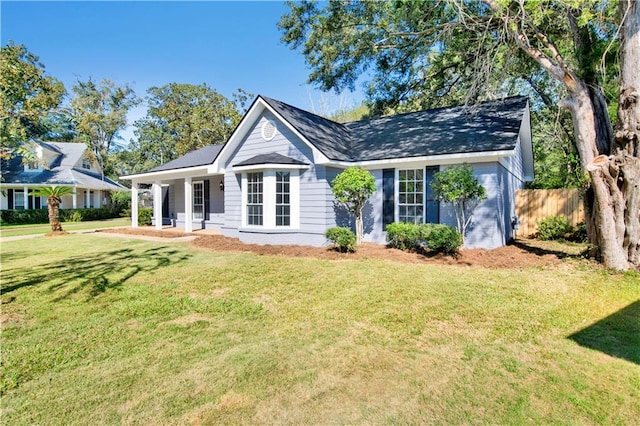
xmin=130 ymin=173 xmax=225 ymax=234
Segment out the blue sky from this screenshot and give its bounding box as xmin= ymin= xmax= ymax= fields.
xmin=1 ymin=1 xmax=364 ymax=142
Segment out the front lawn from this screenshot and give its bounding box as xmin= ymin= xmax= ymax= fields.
xmin=1 ymin=235 xmax=638 ymax=424
xmin=0 ymin=217 xmax=130 ymax=237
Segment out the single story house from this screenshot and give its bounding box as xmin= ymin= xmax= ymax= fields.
xmin=121 ymin=95 xmax=533 ymax=249
xmin=0 ymin=141 xmax=125 ymax=210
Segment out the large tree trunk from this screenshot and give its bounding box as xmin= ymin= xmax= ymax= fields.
xmin=612 ymin=0 xmax=640 ymax=267
xmin=577 ymin=1 xmax=640 ymax=270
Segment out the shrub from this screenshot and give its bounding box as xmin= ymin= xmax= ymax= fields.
xmin=326 ymin=227 xmax=357 ymax=253
xmin=67 ymin=210 xmax=84 ymax=223
xmin=138 ymin=208 xmax=153 ymax=226
xmin=386 ymin=222 xmax=423 ymax=251
xmin=110 ymin=190 xmax=131 ymax=211
xmin=537 ymin=216 xmax=574 ymax=240
xmin=426 ymin=224 xmax=463 ymax=254
xmin=386 ymin=222 xmax=463 ymax=254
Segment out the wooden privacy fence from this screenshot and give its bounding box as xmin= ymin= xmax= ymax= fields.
xmin=515 ymin=189 xmax=584 ymax=238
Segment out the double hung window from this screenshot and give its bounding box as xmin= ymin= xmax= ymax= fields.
xmin=275 ymin=172 xmax=290 ymax=226
xmin=246 ymin=172 xmax=264 ymax=226
xmin=398 ymin=169 xmax=424 ymax=224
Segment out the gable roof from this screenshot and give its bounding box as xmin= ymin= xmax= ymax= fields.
xmin=260 ymin=96 xmax=353 ymax=161
xmin=147 ymin=144 xmax=224 ymax=173
xmin=234 ymin=152 xmax=309 ymax=167
xmin=262 ymin=95 xmax=529 ymax=162
xmin=127 ymin=95 xmax=531 ymax=180
xmin=0 ymin=141 xmax=124 ymax=191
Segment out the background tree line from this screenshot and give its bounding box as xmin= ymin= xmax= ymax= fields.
xmin=1 ymin=41 xmax=250 ymax=180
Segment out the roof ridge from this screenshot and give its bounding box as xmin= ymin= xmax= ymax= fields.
xmin=346 ymin=95 xmax=528 ymax=127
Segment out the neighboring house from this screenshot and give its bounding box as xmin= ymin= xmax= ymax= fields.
xmin=0 ymin=141 xmax=125 ymax=211
xmin=121 ymin=95 xmax=533 ymax=249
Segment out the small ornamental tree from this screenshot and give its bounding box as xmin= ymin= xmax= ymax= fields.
xmin=29 ymin=186 xmax=74 ymax=232
xmin=431 ymin=164 xmax=487 ymax=244
xmin=331 ymin=166 xmax=376 ymax=244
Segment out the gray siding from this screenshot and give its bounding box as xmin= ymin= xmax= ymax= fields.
xmin=222 ymin=111 xmax=335 ymax=246
xmin=433 ymin=163 xmax=505 ymax=249
xmin=362 ymin=169 xmax=385 ymax=244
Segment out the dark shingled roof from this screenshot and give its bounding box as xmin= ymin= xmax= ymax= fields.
xmin=1 ymin=142 xmax=124 ymax=190
xmin=262 ymin=95 xmax=529 ymax=162
xmin=148 ymin=144 xmax=224 ymax=172
xmin=234 ymin=152 xmax=309 ymax=167
xmin=261 ymin=96 xmax=353 ymax=161
xmin=131 ymin=96 xmax=529 ymax=176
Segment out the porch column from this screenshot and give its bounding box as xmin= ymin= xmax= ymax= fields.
xmin=153 ymin=181 xmax=163 ymax=230
xmin=72 ymin=189 xmax=77 ymax=209
xmin=131 ymin=182 xmax=139 ymax=228
xmin=85 ymin=189 xmax=90 ymax=208
xmin=23 ymin=186 xmax=29 ymax=210
xmin=184 ymin=177 xmax=193 ymax=233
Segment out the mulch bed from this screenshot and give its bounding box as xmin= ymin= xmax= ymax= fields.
xmin=98 ymin=227 xmax=586 ymax=269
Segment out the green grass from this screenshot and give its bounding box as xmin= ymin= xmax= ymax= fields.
xmin=0 ymin=217 xmax=130 ymax=237
xmin=1 ymin=235 xmax=638 ymax=424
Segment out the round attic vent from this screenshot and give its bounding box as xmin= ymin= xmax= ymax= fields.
xmin=261 ymin=120 xmax=277 ymax=141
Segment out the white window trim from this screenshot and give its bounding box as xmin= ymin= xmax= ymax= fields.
xmin=241 ymin=169 xmax=300 ymax=229
xmin=193 ymin=180 xmax=204 ymax=220
xmin=395 ymin=167 xmax=426 ymax=224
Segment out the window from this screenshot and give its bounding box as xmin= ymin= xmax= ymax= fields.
xmin=89 ymin=190 xmax=95 ymax=208
xmin=246 ymin=172 xmax=263 ymax=226
xmin=13 ymin=190 xmax=25 ymax=210
xmin=193 ymin=181 xmax=204 ymax=220
xmin=275 ymin=171 xmax=290 ymax=226
xmin=398 ymin=169 xmax=424 ymax=224
xmin=25 ymin=158 xmax=40 ymax=171
xmin=240 ymin=169 xmax=301 ymax=229
xmin=82 ymin=158 xmax=91 ymax=169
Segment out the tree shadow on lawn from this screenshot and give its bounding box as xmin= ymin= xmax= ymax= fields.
xmin=568 ymin=300 xmax=640 ymax=365
xmin=510 ymin=239 xmax=585 ymax=260
xmin=1 ymin=246 xmax=191 ymax=301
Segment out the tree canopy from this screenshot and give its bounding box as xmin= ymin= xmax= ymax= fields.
xmin=0 ymin=42 xmax=66 ymax=159
xmin=131 ymin=84 xmax=250 ymax=171
xmin=69 ymin=77 xmax=140 ymax=177
xmin=331 ymin=166 xmax=377 ymax=244
xmin=280 ymin=0 xmax=640 ymax=270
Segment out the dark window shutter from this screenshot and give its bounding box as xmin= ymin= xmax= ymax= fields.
xmin=35 ymin=196 xmax=41 ymax=209
xmin=28 ymin=193 xmax=33 ymax=210
xmin=383 ymin=168 xmax=395 ymax=228
xmin=8 ymin=189 xmax=14 ymax=209
xmin=204 ymin=180 xmax=210 ymax=219
xmin=425 ymin=166 xmax=440 ymax=223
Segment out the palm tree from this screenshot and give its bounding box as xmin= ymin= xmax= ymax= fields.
xmin=30 ymin=186 xmax=74 ymax=232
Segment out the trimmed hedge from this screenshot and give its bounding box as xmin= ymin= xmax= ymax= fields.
xmin=0 ymin=207 xmax=123 ymax=225
xmin=386 ymin=222 xmax=463 ymax=254
xmin=326 ymin=226 xmax=357 ymax=253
